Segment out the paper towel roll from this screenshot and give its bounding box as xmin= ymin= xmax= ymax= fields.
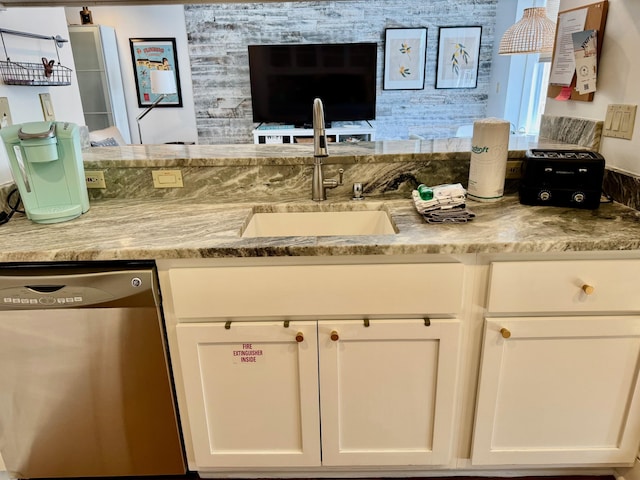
xmin=467 ymin=118 xmax=511 ymax=202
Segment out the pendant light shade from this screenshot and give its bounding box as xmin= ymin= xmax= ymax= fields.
xmin=499 ymin=7 xmax=556 ymax=55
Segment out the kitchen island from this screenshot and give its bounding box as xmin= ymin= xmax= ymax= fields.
xmin=2 ymin=136 xmax=640 ymax=479
xmin=1 ymin=132 xmax=638 ymax=261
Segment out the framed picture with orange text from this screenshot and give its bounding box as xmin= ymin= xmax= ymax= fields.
xmin=129 ymin=37 xmax=183 ymax=108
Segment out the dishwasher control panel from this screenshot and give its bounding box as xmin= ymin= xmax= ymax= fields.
xmin=3 ymin=294 xmax=85 ymax=306
xmin=0 ymin=269 xmax=155 ymax=310
xmin=0 ymin=285 xmax=105 ymax=308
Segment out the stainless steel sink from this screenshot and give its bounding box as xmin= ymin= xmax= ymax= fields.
xmin=241 ymin=206 xmax=397 ymax=238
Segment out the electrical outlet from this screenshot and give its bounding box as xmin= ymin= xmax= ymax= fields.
xmin=0 ymin=97 xmax=13 ymax=128
xmin=152 ymin=170 xmax=183 ymax=188
xmin=85 ymin=170 xmax=106 ymax=189
xmin=505 ymin=160 xmax=523 ymax=179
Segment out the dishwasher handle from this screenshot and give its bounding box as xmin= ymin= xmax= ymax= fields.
xmin=26 ymin=285 xmax=65 ymax=293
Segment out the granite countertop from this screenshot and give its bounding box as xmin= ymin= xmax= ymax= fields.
xmin=2 ymin=130 xmax=636 ymax=263
xmin=81 ymin=135 xmax=561 ymax=168
xmin=1 ymin=194 xmax=640 ymax=262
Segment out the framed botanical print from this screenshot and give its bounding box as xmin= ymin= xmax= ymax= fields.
xmin=383 ymin=27 xmax=427 ymax=90
xmin=436 ymin=26 xmax=482 ymax=89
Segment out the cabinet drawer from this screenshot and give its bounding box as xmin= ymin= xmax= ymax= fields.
xmin=167 ymin=262 xmax=464 ymax=319
xmin=488 ymin=259 xmax=640 ymax=314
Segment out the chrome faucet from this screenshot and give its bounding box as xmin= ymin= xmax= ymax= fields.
xmin=312 ymin=98 xmax=343 ymax=201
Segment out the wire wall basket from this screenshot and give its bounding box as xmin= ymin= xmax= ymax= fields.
xmin=0 ymin=28 xmax=72 ymax=86
xmin=0 ymin=59 xmax=72 ymax=86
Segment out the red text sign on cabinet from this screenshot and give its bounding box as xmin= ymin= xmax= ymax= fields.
xmin=232 ymin=343 xmax=264 ymax=363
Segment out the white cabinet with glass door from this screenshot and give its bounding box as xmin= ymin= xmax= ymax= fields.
xmin=68 ymin=25 xmax=131 ymax=143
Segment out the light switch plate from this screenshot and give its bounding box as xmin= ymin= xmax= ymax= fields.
xmin=152 ymin=169 xmax=183 ymax=188
xmin=0 ymin=97 xmax=13 ymax=128
xmin=603 ymin=104 xmax=636 ymax=140
xmin=39 ymin=93 xmax=55 ymax=121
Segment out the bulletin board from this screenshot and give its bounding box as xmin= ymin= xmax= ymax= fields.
xmin=547 ymin=0 xmax=608 ymax=102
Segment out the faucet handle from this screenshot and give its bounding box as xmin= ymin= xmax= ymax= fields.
xmin=320 ymin=167 xmax=345 ymax=194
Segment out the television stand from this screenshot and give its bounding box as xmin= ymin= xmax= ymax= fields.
xmin=253 ymin=123 xmax=375 ymax=145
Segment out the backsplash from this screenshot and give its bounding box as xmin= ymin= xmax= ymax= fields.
xmin=80 ymin=136 xmax=566 ymax=203
xmin=4 ymin=115 xmax=640 ymax=213
xmin=80 ymin=118 xmax=603 ymax=203
xmin=82 ymin=142 xmax=474 ymax=203
xmin=538 ymin=114 xmax=603 ymax=150
xmin=0 ymin=183 xmax=11 ymax=213
xmin=603 ymin=167 xmax=640 ymax=211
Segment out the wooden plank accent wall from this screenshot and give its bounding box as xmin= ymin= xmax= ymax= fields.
xmin=185 ymin=0 xmax=497 ymax=144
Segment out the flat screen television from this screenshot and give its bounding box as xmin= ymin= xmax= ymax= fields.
xmin=248 ymin=42 xmax=377 ymax=126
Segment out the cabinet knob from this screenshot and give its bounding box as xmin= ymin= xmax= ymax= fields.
xmin=500 ymin=328 xmax=511 ymax=339
xmin=295 ymin=332 xmax=304 ymax=343
xmin=582 ymin=284 xmax=595 ymax=295
xmin=330 ymin=330 xmax=339 ymax=341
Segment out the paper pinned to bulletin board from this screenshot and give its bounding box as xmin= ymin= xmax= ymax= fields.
xmin=547 ymin=0 xmax=608 ymax=102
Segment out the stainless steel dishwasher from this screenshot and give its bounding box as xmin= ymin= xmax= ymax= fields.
xmin=0 ymin=261 xmax=186 ymax=479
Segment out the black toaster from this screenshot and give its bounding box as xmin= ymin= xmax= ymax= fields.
xmin=518 ymin=149 xmax=605 ymax=209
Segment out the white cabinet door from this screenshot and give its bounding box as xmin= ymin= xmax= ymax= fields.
xmin=176 ymin=321 xmax=321 ymax=468
xmin=318 ymin=319 xmax=461 ymax=466
xmin=472 ymin=316 xmax=640 ymax=466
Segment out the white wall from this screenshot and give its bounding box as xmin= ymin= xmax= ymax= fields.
xmin=0 ymin=7 xmax=85 ymax=184
xmin=486 ymin=0 xmax=518 ymax=121
xmin=64 ymin=5 xmax=197 ymax=145
xmin=544 ymin=0 xmax=640 ymax=176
